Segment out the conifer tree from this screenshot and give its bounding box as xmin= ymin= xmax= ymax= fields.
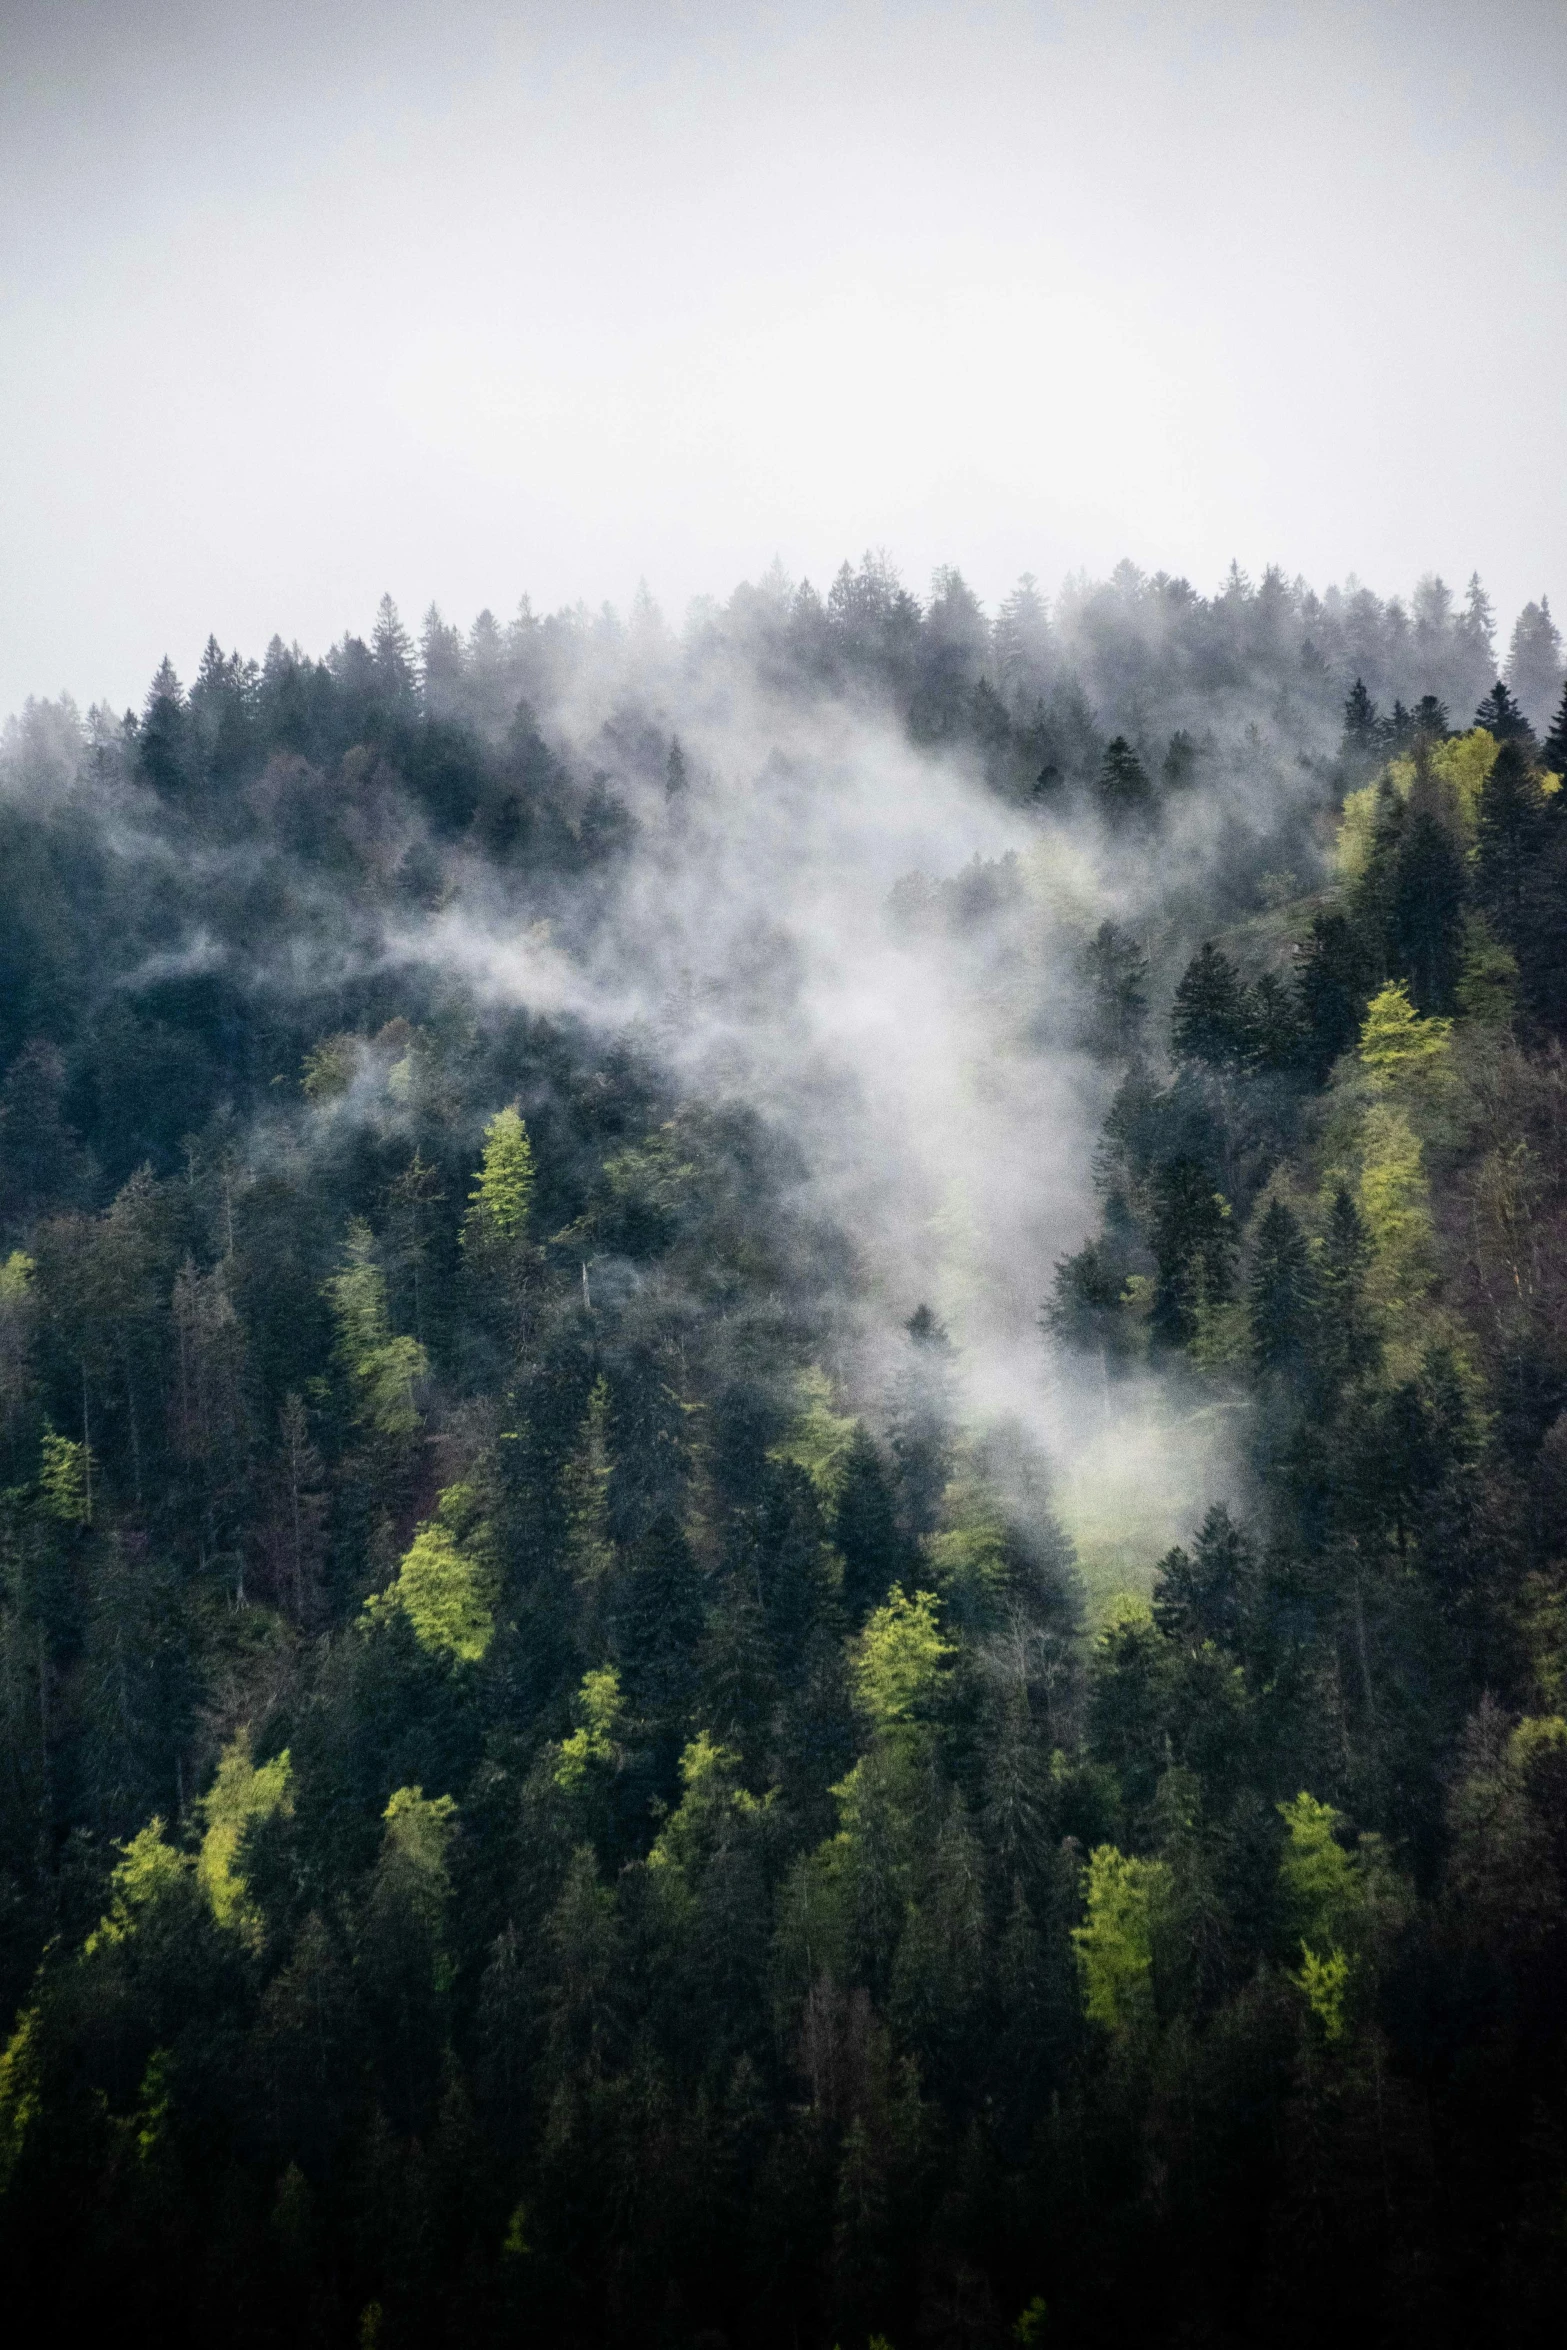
xmin=1543 ymin=678 xmax=1567 ymax=779
xmin=1249 ymin=1198 xmax=1315 ymax=1375
xmin=1340 ymin=679 xmax=1382 ymax=775
xmin=1475 ymin=678 xmax=1535 ymax=745
xmin=1171 ymin=943 xmax=1256 ymax=1071
xmin=463 ymin=1106 xmax=535 ymax=1249
xmin=371 ymin=593 xmax=417 ymax=705
xmin=1388 ymin=791 xmax=1467 ymax=1014
xmin=1505 ymin=597 xmax=1563 ymax=731
xmin=1094 ymin=736 xmax=1156 ymax=827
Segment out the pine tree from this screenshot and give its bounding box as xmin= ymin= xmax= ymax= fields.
xmin=1094 ymin=736 xmax=1156 ymax=827
xmin=1150 ymin=1157 xmax=1236 ymax=1345
xmin=138 ymin=656 xmax=190 ymax=798
xmin=463 ymin=1106 xmax=535 ymax=1249
xmin=1341 ymin=679 xmax=1382 ymax=775
xmin=1505 ymin=597 xmax=1564 ymax=732
xmin=419 ymin=604 xmax=466 ymax=718
xmin=1543 ymin=678 xmax=1567 ymax=780
xmin=1298 ymin=910 xmax=1376 ymax=1080
xmin=371 ymin=594 xmax=417 ymax=705
xmin=1171 ymin=943 xmax=1256 ymax=1071
xmin=1474 ymin=742 xmax=1552 ymax=952
xmin=1387 ymin=781 xmax=1467 ymax=1014
xmin=887 ymin=1306 xmax=956 ymax=1541
xmin=835 ymin=1426 xmax=905 ymax=1623
xmin=1079 ymin=922 xmax=1149 ymax=1059
xmin=1475 ymin=679 xmax=1535 ymax=746
xmin=1249 ymin=1198 xmax=1315 ymax=1375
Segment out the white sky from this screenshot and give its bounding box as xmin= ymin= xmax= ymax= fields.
xmin=2 ymin=0 xmax=1564 ymax=718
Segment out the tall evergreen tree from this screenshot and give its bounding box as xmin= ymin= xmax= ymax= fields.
xmin=1505 ymin=596 xmax=1564 ymax=731
xmin=1475 ymin=678 xmax=1535 ymax=745
xmin=1543 ymin=678 xmax=1567 ymax=779
xmin=1388 ymin=786 xmax=1467 ymax=1014
xmin=1094 ymin=736 xmax=1156 ymax=826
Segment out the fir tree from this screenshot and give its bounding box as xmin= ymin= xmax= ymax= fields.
xmin=1248 ymin=1197 xmax=1315 ymax=1375
xmin=1171 ymin=943 xmax=1256 ymax=1071
xmin=1505 ymin=597 xmax=1563 ymax=731
xmin=1543 ymin=678 xmax=1567 ymax=779
xmin=1475 ymin=678 xmax=1535 ymax=746
xmin=1094 ymin=736 xmax=1156 ymax=826
xmin=1388 ymin=791 xmax=1467 ymax=1014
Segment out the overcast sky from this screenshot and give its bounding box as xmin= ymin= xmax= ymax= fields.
xmin=2 ymin=0 xmax=1563 ymax=718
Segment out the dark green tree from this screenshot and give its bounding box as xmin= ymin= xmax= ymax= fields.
xmin=1094 ymin=736 xmax=1156 ymax=826
xmin=1475 ymin=678 xmax=1535 ymax=745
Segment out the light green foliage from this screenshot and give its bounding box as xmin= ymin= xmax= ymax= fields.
xmin=85 ymin=1819 xmax=192 ymax=1955
xmin=556 ymin=1664 xmax=625 ymax=1789
xmin=134 ymin=2047 xmax=173 ymax=2163
xmin=0 ymin=1249 xmax=34 ymax=1418
xmin=1071 ymin=1844 xmax=1171 ymax=2038
xmin=325 ymin=1219 xmax=427 ymax=1436
xmin=0 ymin=2007 xmax=40 ymax=2191
xmin=648 ymin=1731 xmax=767 ymax=1876
xmin=196 ymin=1730 xmax=293 ymax=1935
xmin=562 ymin=1375 xmax=615 ymax=1585
xmin=39 ymin=1429 xmax=91 ymax=1523
xmin=1278 ymin=1792 xmax=1359 ymax=1947
xmin=599 ymin=1122 xmax=696 ymax=1222
xmin=1277 ymin=1791 xmax=1372 ymax=2038
xmin=464 ymin=1104 xmax=535 ymax=1245
xmin=1014 ymin=2298 xmax=1050 ymax=2346
xmin=379 ymin=1786 xmax=457 ymax=1919
xmin=502 ymin=2201 xmax=531 ymax=2259
xmin=925 ymin=1471 xmax=1011 ymax=1607
xmin=851 ymin=1586 xmax=952 ymax=1739
xmin=366 ymin=1482 xmax=498 ymax=1662
xmin=1358 ymin=982 xmax=1453 ymax=1093
xmin=1356 ymin=1102 xmax=1435 ymax=1326
xmin=1337 ymin=730 xmax=1500 ymax=881
xmin=301 ymin=1032 xmax=361 ymax=1101
xmin=1294 ymin=1942 xmax=1350 ymax=2041
xmin=769 ymin=1366 xmax=857 ymax=1509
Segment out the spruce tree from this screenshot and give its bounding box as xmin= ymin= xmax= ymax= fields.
xmin=1341 ymin=679 xmax=1382 ymax=776
xmin=1475 ymin=678 xmax=1535 ymax=746
xmin=1505 ymin=597 xmax=1563 ymax=731
xmin=1474 ymin=742 xmax=1552 ymax=959
xmin=1388 ymin=797 xmax=1467 ymax=1014
xmin=1249 ymin=1198 xmax=1314 ymax=1375
xmin=1171 ymin=943 xmax=1256 ymax=1071
xmin=1094 ymin=736 xmax=1156 ymax=826
xmin=1298 ymin=909 xmax=1376 ymax=1080
xmin=1544 ymin=678 xmax=1567 ymax=779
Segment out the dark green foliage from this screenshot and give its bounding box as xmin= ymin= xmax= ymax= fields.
xmin=1297 ymin=910 xmax=1374 ymax=1081
xmin=1248 ymin=1197 xmax=1314 ymax=1375
xmin=1150 ymin=1155 xmax=1236 ymax=1344
xmin=1388 ymin=799 xmax=1468 ymax=1013
xmin=1093 ymin=734 xmax=1156 ymax=826
xmin=834 ymin=1427 xmax=905 ymax=1622
xmin=1078 ymin=920 xmax=1149 ymax=1059
xmin=5 ymin=564 xmax=1567 ymax=2349
xmin=1545 ymin=678 xmax=1567 ymax=779
xmin=1475 ymin=677 xmax=1535 ymax=745
xmin=1172 ymin=942 xmax=1252 ymax=1069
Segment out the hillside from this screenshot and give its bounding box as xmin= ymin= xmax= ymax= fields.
xmin=2 ymin=559 xmax=1567 ymax=2346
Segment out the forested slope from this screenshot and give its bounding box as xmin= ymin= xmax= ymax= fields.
xmin=1 ymin=559 xmax=1567 ymax=2345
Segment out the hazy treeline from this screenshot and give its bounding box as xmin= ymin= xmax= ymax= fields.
xmin=1 ymin=555 xmax=1566 ymax=2346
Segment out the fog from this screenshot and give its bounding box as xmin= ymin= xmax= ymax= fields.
xmin=3 ymin=0 xmax=1566 ymax=722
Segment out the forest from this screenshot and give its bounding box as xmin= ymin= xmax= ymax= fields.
xmin=1 ymin=553 xmax=1566 ymax=2346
